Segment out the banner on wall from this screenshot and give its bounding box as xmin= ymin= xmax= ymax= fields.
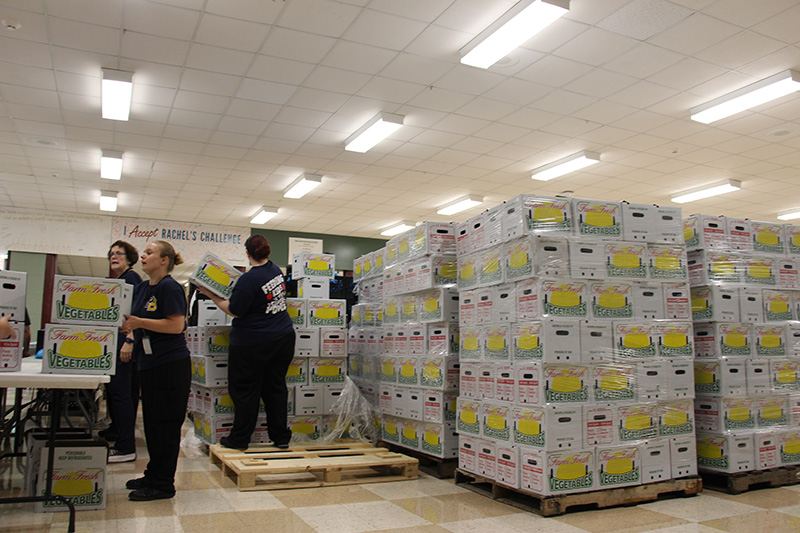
xmin=0 ymin=207 xmax=112 ymax=257
xmin=111 ymin=217 xmax=250 ymax=266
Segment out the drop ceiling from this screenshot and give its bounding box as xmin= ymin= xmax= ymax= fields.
xmin=2 ymin=0 xmax=800 ymax=250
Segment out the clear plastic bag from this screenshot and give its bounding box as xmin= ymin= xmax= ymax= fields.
xmin=314 ymin=376 xmax=378 ymax=445
xmin=180 ymin=423 xmax=207 ymax=458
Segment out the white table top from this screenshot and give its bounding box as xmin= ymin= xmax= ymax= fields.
xmin=0 ymin=359 xmax=110 ymax=389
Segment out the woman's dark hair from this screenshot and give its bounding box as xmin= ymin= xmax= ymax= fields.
xmin=109 ymin=240 xmax=138 ymax=266
xmin=245 ymin=234 xmax=271 ymax=261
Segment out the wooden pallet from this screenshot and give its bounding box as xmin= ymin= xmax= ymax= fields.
xmin=455 ymin=469 xmax=702 ymax=517
xmin=700 ymin=466 xmax=800 ymax=494
xmin=377 ymin=440 xmax=457 ymax=479
xmin=209 ymin=440 xmax=419 ymax=491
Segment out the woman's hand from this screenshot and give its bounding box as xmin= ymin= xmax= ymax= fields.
xmin=0 ymin=315 xmax=15 ymax=340
xmin=196 ymin=286 xmax=215 ymax=298
xmin=120 ymin=341 xmax=133 ymax=363
xmin=122 ymin=314 xmax=142 ymax=332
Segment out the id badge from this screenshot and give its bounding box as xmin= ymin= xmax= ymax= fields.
xmin=142 ymin=335 xmax=153 ymax=355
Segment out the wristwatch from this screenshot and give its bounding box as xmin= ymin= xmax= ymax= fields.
xmin=124 ymin=337 xmax=134 ymax=344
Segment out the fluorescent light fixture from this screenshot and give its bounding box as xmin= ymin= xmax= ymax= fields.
xmin=691 ymin=70 xmax=800 ymax=124
xmin=250 ymin=207 xmax=278 ymax=225
xmin=101 ymin=68 xmax=133 ymax=121
xmin=460 ymin=0 xmax=569 ymax=69
xmin=531 ymin=151 xmax=600 ymax=181
xmin=777 ymin=210 xmax=800 ymax=221
xmin=380 ymin=221 xmax=415 ymax=237
xmin=100 ymin=149 xmax=124 ymax=180
xmin=437 ymin=195 xmax=484 ymax=216
xmin=344 ymin=112 xmax=404 ymax=153
xmin=284 ymin=173 xmax=323 ymax=199
xmin=671 ymin=179 xmax=742 ymax=204
xmin=99 ymin=190 xmax=118 ymax=212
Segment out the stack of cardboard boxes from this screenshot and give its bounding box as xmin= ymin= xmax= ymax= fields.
xmin=284 ymin=252 xmax=347 ymax=442
xmin=455 ymin=195 xmax=697 ymax=496
xmin=687 ymin=215 xmax=800 ymax=473
xmin=350 ymin=223 xmax=461 ymax=458
xmin=0 ymin=269 xmax=27 ymax=372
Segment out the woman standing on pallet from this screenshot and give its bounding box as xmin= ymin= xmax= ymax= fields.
xmin=198 ymin=234 xmax=296 ymax=450
xmin=122 ymin=240 xmax=191 ymax=501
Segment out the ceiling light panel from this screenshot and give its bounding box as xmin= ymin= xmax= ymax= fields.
xmin=345 ymin=112 xmax=404 ymax=153
xmin=284 ymin=173 xmax=323 ymax=199
xmin=671 ymin=179 xmax=741 ymax=203
xmin=531 ymin=151 xmax=600 ymax=181
xmin=101 ymin=68 xmax=133 ymax=121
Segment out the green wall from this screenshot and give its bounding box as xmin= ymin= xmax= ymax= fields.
xmin=8 ymin=251 xmax=46 ymax=330
xmin=251 ymin=228 xmax=386 ymax=272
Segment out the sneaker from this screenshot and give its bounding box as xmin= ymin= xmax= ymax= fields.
xmin=275 ymin=442 xmax=290 ymax=449
xmin=108 ymin=448 xmax=136 ymax=463
xmin=128 ymin=486 xmax=175 ymax=501
xmin=219 ymin=436 xmax=247 ymax=451
xmin=126 ymin=476 xmax=150 ymax=490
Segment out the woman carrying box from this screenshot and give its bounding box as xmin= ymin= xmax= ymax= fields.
xmin=197 ymin=234 xmax=295 ymax=450
xmin=122 ymin=240 xmax=190 ymax=501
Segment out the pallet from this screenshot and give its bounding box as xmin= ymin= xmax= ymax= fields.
xmin=700 ymin=466 xmax=800 ymax=494
xmin=454 ymin=469 xmax=702 ymax=517
xmin=209 ymin=440 xmax=419 ymax=491
xmin=377 ymin=440 xmax=457 ymax=479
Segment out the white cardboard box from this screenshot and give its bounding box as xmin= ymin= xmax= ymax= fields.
xmin=596 ymin=444 xmax=641 ymax=489
xmin=292 ymin=252 xmax=335 ymax=279
xmin=520 ymin=447 xmax=596 ymax=496
xmin=51 ymin=275 xmax=131 ymax=327
xmin=641 ymin=439 xmax=671 ymax=483
xmin=0 ymin=321 xmax=23 ymax=372
xmin=496 ymin=445 xmax=520 ymax=488
xmin=190 ymin=252 xmax=242 ymax=299
xmin=697 ymin=432 xmax=754 ymax=473
xmin=35 ymin=441 xmax=107 ymax=512
xmin=670 ymin=436 xmax=698 ymax=477
xmin=691 ymin=286 xmax=739 ymax=322
xmin=512 ymin=404 xmax=582 ymax=450
xmin=42 ymin=324 xmax=117 ymax=375
xmin=0 ymin=270 xmax=26 ymax=322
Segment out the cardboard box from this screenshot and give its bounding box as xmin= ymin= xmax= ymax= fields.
xmin=580 ymin=321 xmax=614 ymax=362
xmin=757 ymin=395 xmax=789 ymax=428
xmin=35 ymin=440 xmax=107 ymax=512
xmin=605 ymin=242 xmax=648 ymax=280
xmin=622 ymin=202 xmax=657 ymax=242
xmin=294 ymin=328 xmax=320 ymax=357
xmin=195 ymin=412 xmax=235 ymax=445
xmin=534 ymin=235 xmax=571 ymax=277
xmin=476 ymin=438 xmax=498 ymax=479
xmin=295 ymin=385 xmax=324 ymax=415
xmin=584 ymin=404 xmax=616 ymax=446
xmin=615 ymin=322 xmax=657 ymax=360
xmin=544 ymin=364 xmax=589 ymax=403
xmin=755 ymin=431 xmax=780 ymax=469
xmin=569 ymin=239 xmax=605 ymax=279
xmin=658 ymin=399 xmax=694 ymax=437
xmin=656 ymin=322 xmax=694 ymax=359
xmin=483 ymin=324 xmax=511 ymax=361
xmin=459 ymin=326 xmax=482 ymax=361
xmin=512 ymin=404 xmax=582 ymax=450
xmin=788 ymin=322 xmax=800 ymax=357
xmin=308 ymin=299 xmax=345 ymax=327
xmin=670 ymin=436 xmax=698 ymax=477
xmin=693 ymin=322 xmax=753 ymax=358
xmin=743 ymin=255 xmax=777 ymax=287
xmin=788 ymin=225 xmax=800 ymax=256
xmin=51 ymin=275 xmax=131 ymax=327
xmin=190 ymin=355 xmax=228 ymax=387
xmin=416 ymin=255 xmax=457 ymax=290
xmin=409 ymin=222 xmax=456 ymax=257
xmin=418 ymin=288 xmax=458 ymax=323
xmin=593 ymin=363 xmax=636 ymax=402
xmin=396 ymin=356 xmax=419 ymax=386
xmin=572 ymin=198 xmax=622 ymax=239
xmin=655 ymin=206 xmax=683 ymax=244
xmin=500 ymin=196 xmax=525 ymax=241
xmin=691 ymin=286 xmax=738 ymax=322
xmin=724 ymin=217 xmax=753 ymax=251
xmin=459 ymin=436 xmax=478 ymax=473
xmin=694 ymin=396 xmax=752 ymax=433
xmin=771 ymin=359 xmax=800 ymax=392
xmin=400 ymin=419 xmax=421 ymax=450
xmin=540 ymin=280 xmax=588 ymax=319
xmin=755 ymin=323 xmax=787 ymax=357
xmin=683 ymin=214 xmax=727 ymax=251
xmin=457 ymin=253 xmax=480 ymax=291
xmin=694 ymin=358 xmax=747 ymax=396
xmin=688 ymin=250 xmax=743 ymax=286
xmin=460 ymin=363 xmax=478 ymax=398
xmin=777 ymin=428 xmax=800 ymax=466
xmin=495 ymin=364 xmax=515 ymax=402
xmin=515 ymin=362 xmax=543 ymax=404
xmin=286 ymin=357 xmax=308 ymax=386
xmin=477 ymin=363 xmax=495 ymax=399
xmin=190 ymin=252 xmax=242 ymax=299
xmin=420 ymin=422 xmax=458 ymax=458
xmin=617 ymin=404 xmax=658 ymax=442
xmin=468 ymin=212 xmax=486 ymax=252
xmin=423 ymin=390 xmax=457 ymax=424
xmin=197 ymin=299 xmax=230 ymax=326
xmin=751 ymin=221 xmax=787 ymax=255
xmin=763 ymin=290 xmax=795 ymax=321
xmin=42 ymin=324 xmax=117 ymax=375
xmin=632 ymin=283 xmax=665 ymax=320
xmin=475 ymin=287 xmax=494 ymax=324
xmin=456 ymin=398 xmax=482 ymax=436
xmin=637 ymin=360 xmax=665 ymax=400
xmin=310 ymin=358 xmax=346 ymax=384
xmin=288 ymin=415 xmax=322 ymax=441
xmin=663 ymin=283 xmax=691 ymax=319
xmin=482 ymin=402 xmax=512 ymax=442
xmin=286 ymin=298 xmax=307 ymax=327
xmin=524 ymin=195 xmax=573 ymax=234
xmin=0 ymin=270 xmax=26 ymax=322
xmin=641 ymin=439 xmax=671 ymax=483
xmin=648 ymin=245 xmax=688 ymax=280
xmin=597 ymin=445 xmax=641 ymax=489
xmin=590 ymin=281 xmax=633 ymax=320
xmin=696 ymin=432 xmax=754 ymax=473
xmin=0 ymin=321 xmax=23 ymax=372
xmin=496 ymin=445 xmax=520 ymax=489
xmin=292 ymin=252 xmax=335 ymax=279
xmin=201 ymin=325 xmax=231 ymax=356
xmin=298 ymin=278 xmax=328 ymax=299
xmin=504 ymin=236 xmax=536 ymax=282
xmin=419 ymin=356 xmax=458 ymax=390
xmin=666 ymin=359 xmax=694 ymax=399
xmin=478 ymin=246 xmax=504 ymax=287
xmin=777 ymin=258 xmax=800 ymax=288
xmin=520 ymin=448 xmax=596 ymax=496
xmin=456 ymin=220 xmax=472 ymax=256
xmin=320 ymin=327 xmax=347 ymax=357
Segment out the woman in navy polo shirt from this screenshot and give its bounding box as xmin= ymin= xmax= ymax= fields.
xmin=122 ymin=240 xmax=190 ymax=501
xmin=198 ymin=234 xmax=296 ymax=450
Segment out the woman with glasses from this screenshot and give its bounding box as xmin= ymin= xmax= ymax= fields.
xmin=197 ymin=235 xmax=295 ymax=450
xmin=122 ymin=240 xmax=190 ymax=501
xmin=104 ymin=240 xmax=142 ymax=463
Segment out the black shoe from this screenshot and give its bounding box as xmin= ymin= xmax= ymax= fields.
xmin=125 ymin=476 xmax=150 ymax=490
xmin=219 ymin=436 xmax=247 ymax=451
xmin=275 ymin=442 xmax=290 ymax=449
xmin=128 ymin=486 xmax=175 ymax=501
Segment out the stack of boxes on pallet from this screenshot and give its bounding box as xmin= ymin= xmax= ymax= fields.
xmin=187 ymin=252 xmax=241 ymax=445
xmin=349 ymin=223 xmax=461 ymax=458
xmin=455 ymin=195 xmax=697 ymax=496
xmin=687 ymin=215 xmax=800 ymax=473
xmin=285 ymin=252 xmax=347 ymax=442
xmin=0 ymin=270 xmax=27 ymax=372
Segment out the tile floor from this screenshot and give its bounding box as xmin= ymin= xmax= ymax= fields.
xmin=4 ymin=422 xmax=800 ymax=533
